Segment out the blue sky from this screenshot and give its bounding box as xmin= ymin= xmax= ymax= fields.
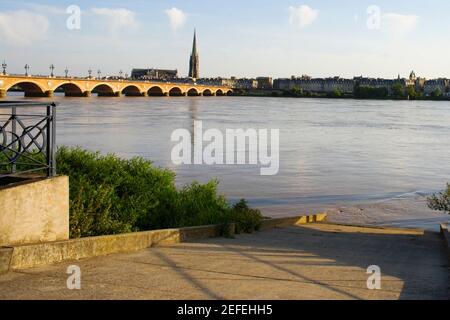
xmin=0 ymin=0 xmax=449 ymax=79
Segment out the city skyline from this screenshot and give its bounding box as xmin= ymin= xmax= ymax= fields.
xmin=1 ymin=0 xmax=450 ymax=79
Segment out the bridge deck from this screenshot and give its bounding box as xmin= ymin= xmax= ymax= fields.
xmin=0 ymin=75 xmax=232 ymax=97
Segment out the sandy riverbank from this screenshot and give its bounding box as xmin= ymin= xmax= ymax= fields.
xmin=259 ymin=195 xmax=450 ymax=232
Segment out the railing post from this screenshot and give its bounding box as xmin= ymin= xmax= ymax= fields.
xmin=46 ymin=105 xmax=51 ymax=177
xmin=11 ymin=106 xmax=16 ymax=174
xmin=51 ymin=103 xmax=56 ymax=177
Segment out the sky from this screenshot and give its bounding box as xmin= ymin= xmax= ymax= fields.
xmin=0 ymin=0 xmax=449 ymax=79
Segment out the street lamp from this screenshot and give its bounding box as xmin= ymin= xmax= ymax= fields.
xmin=88 ymin=69 xmax=92 ymax=78
xmin=119 ymin=70 xmax=123 ymax=78
xmin=49 ymin=64 xmax=55 ymax=77
xmin=24 ymin=64 xmax=30 ymax=76
xmin=65 ymin=67 xmax=69 ymax=78
xmin=97 ymin=70 xmax=101 ymax=79
xmin=2 ymin=60 xmax=7 ymax=75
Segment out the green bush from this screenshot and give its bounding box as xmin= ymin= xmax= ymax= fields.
xmin=56 ymin=147 xmax=178 ymax=237
xmin=62 ymin=147 xmax=265 ymax=237
xmin=427 ymin=184 xmax=450 ymax=214
xmin=230 ymin=199 xmax=263 ymax=234
xmin=1 ymin=147 xmax=263 ymax=238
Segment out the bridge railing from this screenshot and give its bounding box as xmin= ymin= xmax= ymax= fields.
xmin=0 ymin=101 xmax=57 ymax=180
xmin=0 ymin=74 xmax=233 ymax=88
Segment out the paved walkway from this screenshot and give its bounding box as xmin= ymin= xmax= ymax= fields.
xmin=0 ymin=224 xmax=449 ymax=300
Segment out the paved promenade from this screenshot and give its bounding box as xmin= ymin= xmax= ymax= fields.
xmin=0 ymin=224 xmax=448 ymax=300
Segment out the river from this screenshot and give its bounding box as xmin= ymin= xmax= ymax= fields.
xmin=7 ymin=94 xmax=450 ymax=228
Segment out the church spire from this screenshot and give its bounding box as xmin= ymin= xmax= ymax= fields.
xmin=192 ymin=29 xmax=198 ymax=56
xmin=189 ymin=29 xmax=200 ymax=79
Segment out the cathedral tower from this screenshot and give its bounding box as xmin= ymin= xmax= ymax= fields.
xmin=189 ymin=30 xmax=200 ymax=79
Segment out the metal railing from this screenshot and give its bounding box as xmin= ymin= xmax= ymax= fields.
xmin=0 ymin=101 xmax=57 ymax=179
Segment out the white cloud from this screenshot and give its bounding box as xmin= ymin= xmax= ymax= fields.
xmin=91 ymin=8 xmax=138 ymax=31
xmin=382 ymin=13 xmax=418 ymax=33
xmin=165 ymin=7 xmax=187 ymax=31
xmin=25 ymin=4 xmax=66 ymax=15
xmin=289 ymin=5 xmax=318 ymax=29
xmin=0 ymin=10 xmax=49 ymax=46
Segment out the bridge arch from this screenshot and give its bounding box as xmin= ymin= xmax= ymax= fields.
xmin=215 ymin=89 xmax=225 ymax=96
xmin=5 ymin=81 xmax=45 ymax=97
xmin=147 ymin=86 xmax=164 ymax=96
xmin=226 ymin=90 xmax=233 ymax=96
xmin=121 ymin=85 xmax=142 ymax=97
xmin=92 ymin=83 xmax=115 ymax=97
xmin=187 ymin=88 xmax=200 ymax=96
xmin=202 ymin=89 xmax=213 ymax=96
xmin=53 ymin=82 xmax=84 ymax=97
xmin=169 ymin=87 xmax=183 ymax=97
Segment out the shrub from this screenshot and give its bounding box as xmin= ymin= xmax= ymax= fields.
xmin=56 ymin=147 xmax=179 ymax=237
xmin=143 ymin=180 xmax=231 ymax=230
xmin=230 ymin=199 xmax=263 ymax=234
xmin=427 ymin=184 xmax=450 ymax=214
xmin=1 ymin=147 xmax=263 ymax=237
xmin=2 ymin=147 xmax=263 ymax=238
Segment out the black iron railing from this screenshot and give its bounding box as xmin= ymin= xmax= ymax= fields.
xmin=0 ymin=101 xmax=57 ymax=178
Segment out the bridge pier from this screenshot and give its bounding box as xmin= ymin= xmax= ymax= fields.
xmin=24 ymin=90 xmax=54 ymax=97
xmin=97 ymin=92 xmax=117 ymax=97
xmin=0 ymin=90 xmax=6 ymax=98
xmin=163 ymin=92 xmax=169 ymax=97
xmin=124 ymin=92 xmax=146 ymax=97
xmin=65 ymin=92 xmax=85 ymax=97
xmin=82 ymin=91 xmax=92 ymax=97
xmin=114 ymin=92 xmax=122 ymax=97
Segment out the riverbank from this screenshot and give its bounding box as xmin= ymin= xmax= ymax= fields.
xmin=232 ymin=90 xmax=450 ymax=101
xmin=259 ymin=194 xmax=450 ymax=232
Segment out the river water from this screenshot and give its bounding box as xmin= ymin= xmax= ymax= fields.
xmin=7 ymin=94 xmax=450 ymax=225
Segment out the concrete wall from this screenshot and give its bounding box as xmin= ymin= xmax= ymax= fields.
xmin=0 ymin=176 xmax=69 ymax=246
xmin=0 ymin=214 xmax=326 ymax=271
xmin=260 ymin=213 xmax=327 ymax=231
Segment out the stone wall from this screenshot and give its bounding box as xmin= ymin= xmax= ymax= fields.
xmin=0 ymin=176 xmax=69 ymax=246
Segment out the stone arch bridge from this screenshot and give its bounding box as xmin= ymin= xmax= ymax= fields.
xmin=0 ymin=75 xmax=233 ymax=98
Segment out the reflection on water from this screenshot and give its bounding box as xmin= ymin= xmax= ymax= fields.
xmin=5 ymin=94 xmax=450 ymax=216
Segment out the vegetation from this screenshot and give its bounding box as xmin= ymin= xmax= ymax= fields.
xmin=406 ymin=86 xmax=421 ymax=99
xmin=427 ymin=184 xmax=450 ymax=214
xmin=235 ymin=85 xmax=450 ymax=101
xmin=283 ymin=87 xmax=304 ymax=97
xmin=354 ymin=85 xmax=388 ymax=99
xmin=1 ymin=147 xmax=263 ymax=238
xmin=430 ymin=88 xmax=443 ymax=99
xmin=230 ymin=199 xmax=263 ymax=234
xmin=330 ymin=89 xmax=342 ymax=98
xmin=391 ymin=83 xmax=405 ymax=99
